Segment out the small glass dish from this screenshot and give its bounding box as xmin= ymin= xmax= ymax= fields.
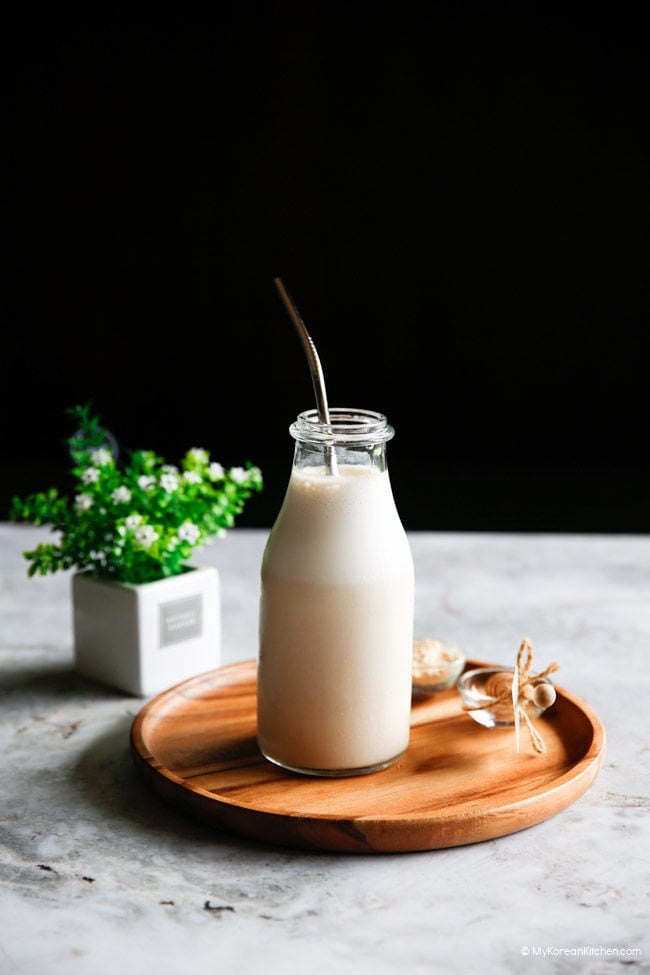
xmin=457 ymin=666 xmax=555 ymax=728
xmin=412 ymin=639 xmax=466 ymax=696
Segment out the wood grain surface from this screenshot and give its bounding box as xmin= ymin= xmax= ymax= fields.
xmin=130 ymin=659 xmax=605 ymax=854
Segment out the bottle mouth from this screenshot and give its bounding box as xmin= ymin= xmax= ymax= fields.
xmin=290 ymin=408 xmax=395 ymax=444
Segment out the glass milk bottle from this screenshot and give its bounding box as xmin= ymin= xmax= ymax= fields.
xmin=257 ymin=407 xmax=414 ymax=777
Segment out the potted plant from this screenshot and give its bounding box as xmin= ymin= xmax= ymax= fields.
xmin=10 ymin=404 xmax=263 ymax=697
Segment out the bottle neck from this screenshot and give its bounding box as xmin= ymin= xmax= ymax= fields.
xmin=289 ymin=408 xmax=394 ymax=474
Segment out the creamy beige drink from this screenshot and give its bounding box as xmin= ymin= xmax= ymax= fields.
xmin=257 ymin=459 xmax=414 ymax=775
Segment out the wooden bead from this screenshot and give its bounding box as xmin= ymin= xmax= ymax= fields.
xmin=532 ymin=682 xmax=556 ymax=710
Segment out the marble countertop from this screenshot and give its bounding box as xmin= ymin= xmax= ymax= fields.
xmin=1 ymin=525 xmax=649 ymax=974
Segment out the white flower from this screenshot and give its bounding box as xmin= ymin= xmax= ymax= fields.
xmin=74 ymin=493 xmax=93 ymax=513
xmin=183 ymin=470 xmax=202 ymax=484
xmin=135 ymin=524 xmax=159 ymax=548
xmin=81 ymin=467 xmax=100 ymax=484
xmin=208 ymin=462 xmax=224 ymax=479
xmin=125 ymin=514 xmax=143 ymax=530
xmin=160 ymin=473 xmax=179 ymax=493
xmin=229 ymin=466 xmax=248 ymax=484
xmin=137 ymin=475 xmax=156 ymax=490
xmin=111 ymin=486 xmax=132 ymax=503
xmin=178 ymin=522 xmax=200 ymax=544
xmin=188 ymin=448 xmax=208 ymax=464
xmin=89 ymin=447 xmax=112 ymax=466
xmin=161 ymin=464 xmax=178 ymax=474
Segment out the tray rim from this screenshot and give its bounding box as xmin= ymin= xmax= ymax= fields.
xmin=130 ymin=658 xmax=606 ymax=851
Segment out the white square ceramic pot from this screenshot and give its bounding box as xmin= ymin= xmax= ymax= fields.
xmin=72 ymin=566 xmax=220 ymax=697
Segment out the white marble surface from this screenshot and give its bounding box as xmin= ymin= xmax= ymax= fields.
xmin=1 ymin=524 xmax=649 ymax=974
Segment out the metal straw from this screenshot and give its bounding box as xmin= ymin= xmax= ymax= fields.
xmin=273 ymin=277 xmax=338 ymax=475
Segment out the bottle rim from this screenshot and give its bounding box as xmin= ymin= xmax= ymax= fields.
xmin=289 ymin=408 xmax=395 ymax=444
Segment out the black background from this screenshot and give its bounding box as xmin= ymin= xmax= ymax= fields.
xmin=3 ymin=2 xmax=648 ymax=533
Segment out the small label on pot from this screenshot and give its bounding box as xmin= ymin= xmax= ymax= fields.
xmin=159 ymin=595 xmax=202 ymax=646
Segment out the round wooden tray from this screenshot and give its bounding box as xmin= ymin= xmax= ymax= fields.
xmin=130 ymin=659 xmax=606 ymax=854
